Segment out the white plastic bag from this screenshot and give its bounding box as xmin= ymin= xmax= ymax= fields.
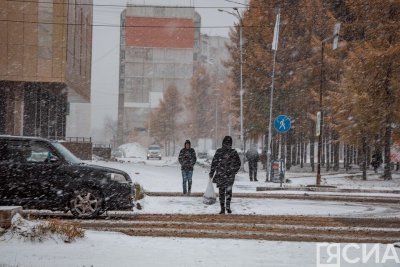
xmin=203 ymin=178 xmax=216 ymax=205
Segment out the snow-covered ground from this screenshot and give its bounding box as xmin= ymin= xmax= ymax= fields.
xmin=1 ymin=229 xmax=399 ymax=267
xmin=85 ymin=144 xmax=400 ymax=220
xmin=1 ymin=143 xmax=399 ymax=267
xmin=102 ymin=143 xmax=400 ymax=193
xmin=84 ymin=151 xmax=400 ymax=218
xmin=88 ymin=157 xmax=400 ymax=194
xmin=2 ymin=204 xmax=399 ymax=267
xmin=135 ymin=196 xmax=399 ymax=217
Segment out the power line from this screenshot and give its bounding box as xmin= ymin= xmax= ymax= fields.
xmin=93 ymin=44 xmax=119 ymax=63
xmin=1 ymin=18 xmax=398 ymax=29
xmin=0 ymin=19 xmax=262 ymax=29
xmin=6 ymin=0 xmax=391 ymax=9
xmin=7 ymin=0 xmax=249 ymax=9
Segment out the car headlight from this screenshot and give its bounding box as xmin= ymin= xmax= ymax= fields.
xmin=107 ymin=173 xmax=129 ymax=184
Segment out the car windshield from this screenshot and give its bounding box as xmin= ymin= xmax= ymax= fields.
xmin=149 ymin=146 xmax=160 ymax=151
xmin=52 ymin=142 xmax=82 ymax=164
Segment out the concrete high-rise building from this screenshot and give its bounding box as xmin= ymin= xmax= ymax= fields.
xmin=117 ymin=5 xmax=199 ymax=145
xmin=193 ymin=12 xmax=201 ymax=65
xmin=198 ymin=34 xmax=232 ymax=147
xmin=0 ymin=0 xmax=92 ymax=139
xmin=199 ymin=34 xmax=230 ymax=80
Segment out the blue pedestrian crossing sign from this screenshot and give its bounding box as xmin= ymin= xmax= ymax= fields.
xmin=274 ymin=115 xmax=291 ymax=133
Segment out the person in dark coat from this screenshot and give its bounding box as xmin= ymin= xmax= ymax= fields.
xmin=246 ymin=144 xmax=259 ymax=181
xmin=371 ymin=152 xmax=382 ymax=173
xmin=178 ymin=140 xmax=197 ymax=195
xmin=209 ymin=136 xmax=241 ymax=214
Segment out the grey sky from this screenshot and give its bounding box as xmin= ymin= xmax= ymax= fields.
xmin=91 ymin=0 xmax=247 ymax=132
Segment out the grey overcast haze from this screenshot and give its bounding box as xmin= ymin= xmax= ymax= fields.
xmin=91 ymin=0 xmax=247 ymax=133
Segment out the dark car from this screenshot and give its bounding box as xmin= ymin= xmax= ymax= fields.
xmin=0 ymin=135 xmax=134 ymax=218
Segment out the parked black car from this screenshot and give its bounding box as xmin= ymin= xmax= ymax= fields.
xmin=0 ymin=135 xmax=134 ymax=218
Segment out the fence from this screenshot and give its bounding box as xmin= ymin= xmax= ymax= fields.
xmin=60 ymin=137 xmax=92 ymax=160
xmin=93 ymin=144 xmax=112 ymax=160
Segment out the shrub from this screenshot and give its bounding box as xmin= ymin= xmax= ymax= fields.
xmin=134 ymin=182 xmax=145 ymax=201
xmin=36 ymin=219 xmax=85 ymax=243
xmin=10 ymin=214 xmax=84 ymax=243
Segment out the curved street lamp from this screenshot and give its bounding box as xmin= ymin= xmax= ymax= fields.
xmin=316 ymin=22 xmax=340 ymax=186
xmin=218 ymin=8 xmax=245 ymax=170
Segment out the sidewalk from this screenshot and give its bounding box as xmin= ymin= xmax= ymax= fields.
xmin=256 ymin=184 xmax=400 ymax=194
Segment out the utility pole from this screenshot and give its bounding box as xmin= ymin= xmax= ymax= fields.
xmin=266 ymin=10 xmax=280 ymax=182
xmin=215 ymin=93 xmax=218 ymax=149
xmin=316 ymin=22 xmax=340 ymax=186
xmin=316 ymin=42 xmax=325 ymax=186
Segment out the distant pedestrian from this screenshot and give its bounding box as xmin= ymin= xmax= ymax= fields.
xmin=371 ymin=152 xmax=382 ymax=173
xmin=246 ymin=144 xmax=259 ymax=181
xmin=260 ymin=150 xmax=267 ymax=170
xmin=178 ymin=140 xmax=197 ymax=195
xmin=209 ymin=136 xmax=241 ymax=214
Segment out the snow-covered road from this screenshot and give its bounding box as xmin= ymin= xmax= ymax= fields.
xmin=1 ymin=158 xmax=399 ymax=267
xmin=89 ymin=158 xmax=400 ymax=194
xmin=79 ymin=158 xmax=400 ymax=218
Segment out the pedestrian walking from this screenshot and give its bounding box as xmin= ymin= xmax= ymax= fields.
xmin=246 ymin=144 xmax=259 ymax=181
xmin=371 ymin=152 xmax=382 ymax=173
xmin=178 ymin=140 xmax=197 ymax=195
xmin=209 ymin=136 xmax=241 ymax=214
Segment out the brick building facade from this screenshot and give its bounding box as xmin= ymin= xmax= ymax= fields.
xmin=0 ymin=0 xmax=92 ymax=139
xmin=117 ymin=5 xmax=199 ymax=145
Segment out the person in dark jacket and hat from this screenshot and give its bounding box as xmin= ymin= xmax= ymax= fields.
xmin=209 ymin=136 xmax=241 ymax=214
xmin=178 ymin=140 xmax=197 ymax=195
xmin=371 ymin=152 xmax=382 ymax=173
xmin=246 ymin=144 xmax=259 ymax=181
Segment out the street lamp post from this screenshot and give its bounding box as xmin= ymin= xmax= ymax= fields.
xmin=266 ymin=47 xmax=278 ymax=182
xmin=316 ymin=23 xmax=340 ymax=186
xmin=215 ymin=92 xmax=219 ymax=149
xmin=266 ymin=10 xmax=281 ymax=182
xmin=218 ymin=8 xmax=245 ymax=170
xmin=316 ymin=41 xmax=325 ymax=186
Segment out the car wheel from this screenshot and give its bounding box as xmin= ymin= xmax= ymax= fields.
xmin=70 ymin=189 xmax=103 ymax=218
xmin=147 ymin=157 xmax=149 ymax=160
xmin=159 ymin=157 xmax=162 ymax=160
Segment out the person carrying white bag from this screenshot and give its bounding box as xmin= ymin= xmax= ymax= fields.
xmin=203 ymin=178 xmax=216 ymax=205
xmin=209 ymin=136 xmax=241 ymax=214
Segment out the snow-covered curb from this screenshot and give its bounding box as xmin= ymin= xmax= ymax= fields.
xmin=0 ymin=214 xmax=84 ymax=243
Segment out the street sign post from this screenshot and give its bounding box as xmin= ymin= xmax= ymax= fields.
xmin=274 ymin=115 xmax=291 ymax=133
